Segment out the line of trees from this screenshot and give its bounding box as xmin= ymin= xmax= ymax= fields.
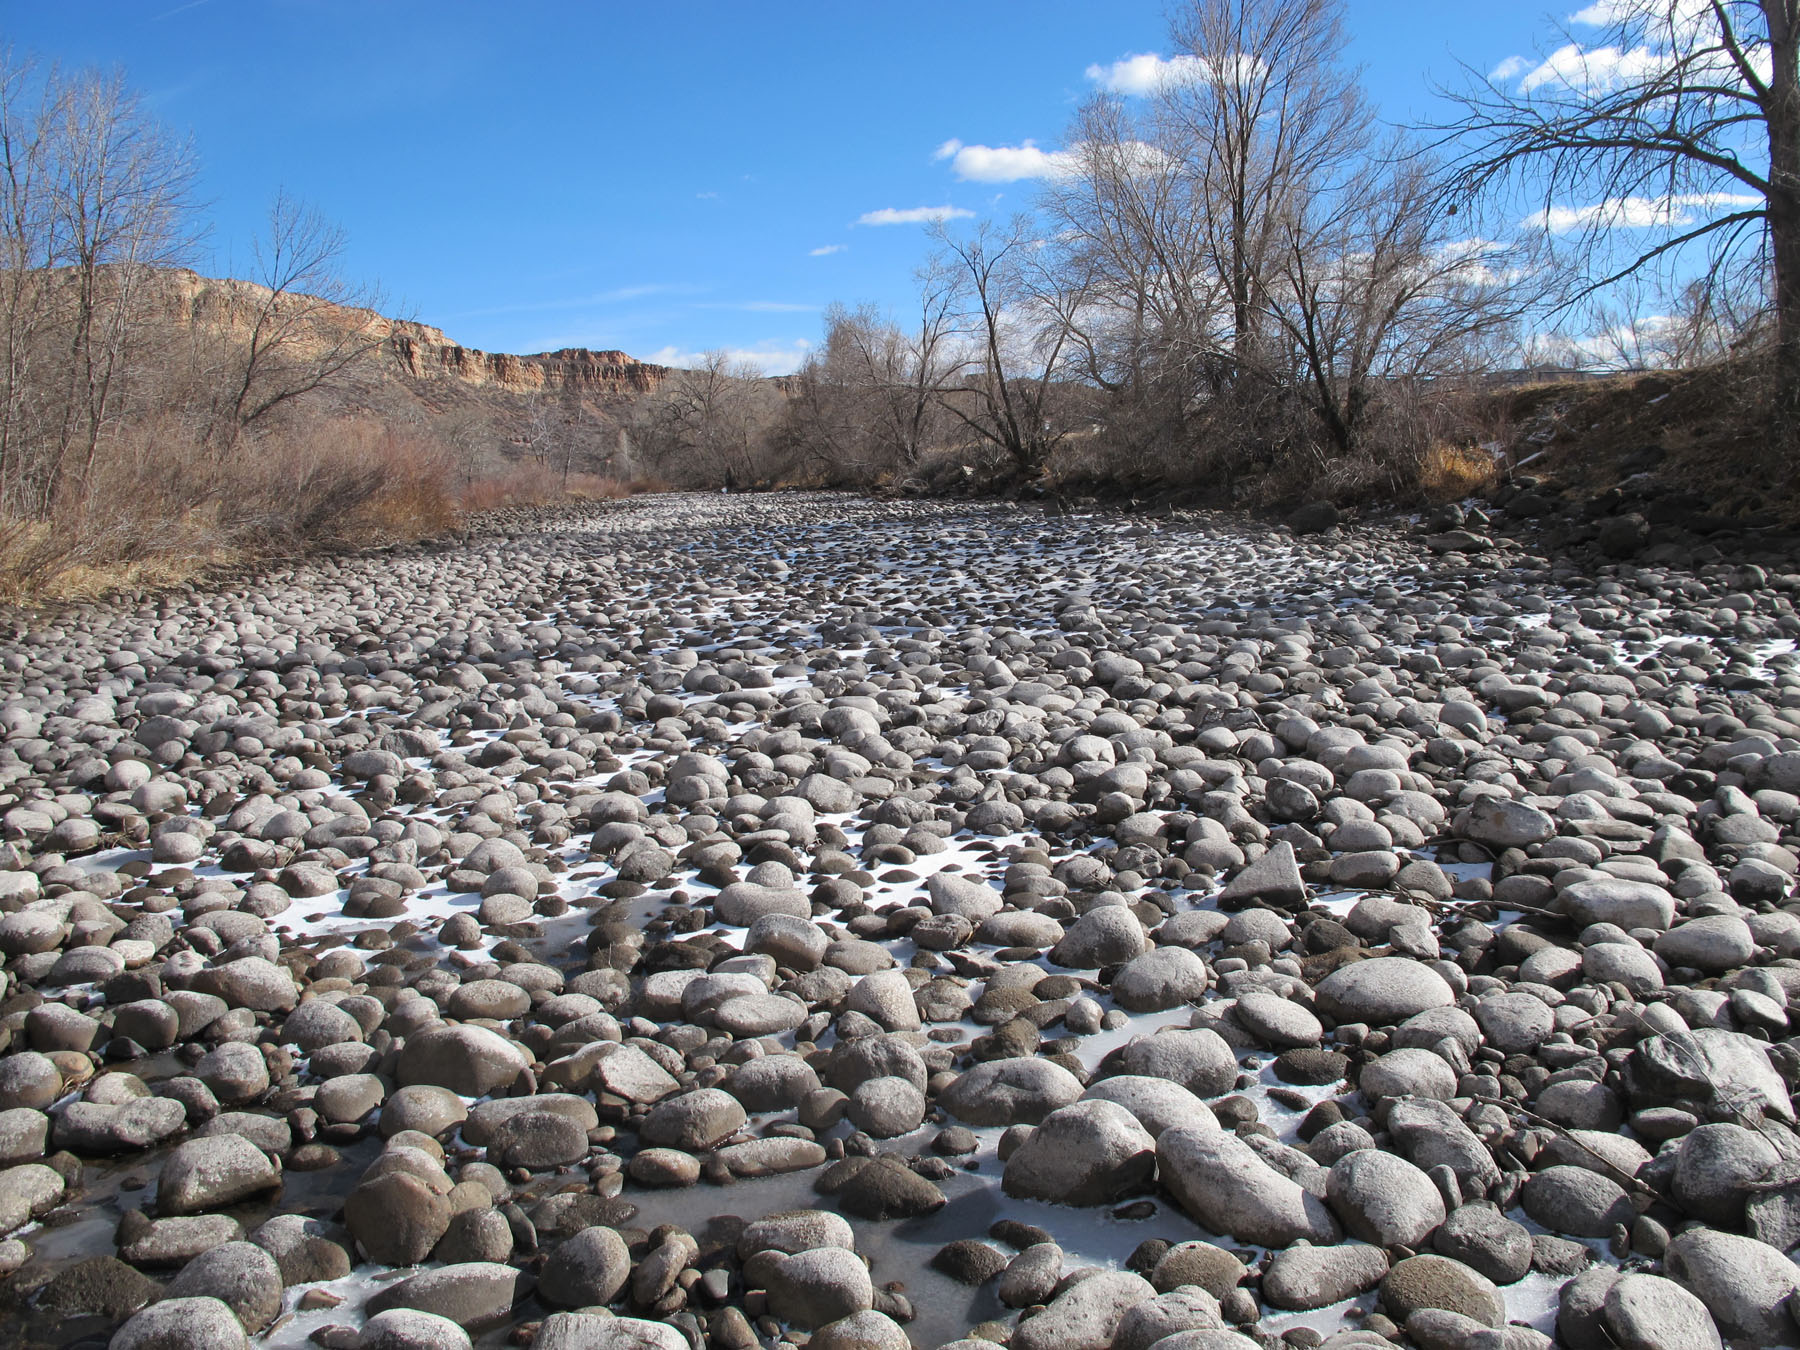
xmin=660 ymin=0 xmax=1795 ymax=497
xmin=710 ymin=0 xmax=1551 ymax=499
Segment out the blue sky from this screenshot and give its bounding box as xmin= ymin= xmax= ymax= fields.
xmin=6 ymin=2 xmax=1573 ymax=371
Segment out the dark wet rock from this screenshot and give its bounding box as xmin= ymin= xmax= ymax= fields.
xmin=37 ymin=1254 xmax=160 ymax=1318
xmin=932 ymin=1239 xmax=1009 ymax=1285
xmin=820 ymin=1155 xmax=946 ymax=1219
xmin=538 ymin=1225 xmax=630 ymax=1308
xmin=1379 ymin=1254 xmax=1505 ymax=1327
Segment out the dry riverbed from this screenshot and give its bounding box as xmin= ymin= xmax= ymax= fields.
xmin=0 ymin=492 xmax=1796 ymax=1350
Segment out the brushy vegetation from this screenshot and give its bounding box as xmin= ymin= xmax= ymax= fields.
xmin=456 ymin=466 xmax=666 ymax=513
xmin=0 ymin=419 xmax=458 ymax=599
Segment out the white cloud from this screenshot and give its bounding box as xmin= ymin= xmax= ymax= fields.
xmin=1085 ymin=51 xmax=1265 ymax=95
xmin=855 ymin=205 xmax=975 ymax=226
xmin=1569 ymin=0 xmax=1711 ymax=25
xmin=809 ymin=244 xmax=846 ymax=256
xmin=933 ymin=139 xmax=962 ymax=162
xmin=1086 ymin=52 xmax=1208 ymax=95
xmin=935 ymin=138 xmax=1168 ymax=183
xmin=1569 ymin=0 xmax=1630 ymax=22
xmin=1490 ymin=55 xmax=1531 ymax=82
xmin=646 ymin=340 xmax=814 ymax=377
xmin=1524 ymin=191 xmax=1762 ymax=232
xmin=942 ymin=140 xmax=1080 ymax=182
xmin=1518 ymin=41 xmax=1662 ymax=92
xmin=1433 ymin=236 xmax=1531 ymax=286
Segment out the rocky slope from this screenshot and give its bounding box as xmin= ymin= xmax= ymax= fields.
xmin=0 ymin=495 xmax=1795 ymax=1350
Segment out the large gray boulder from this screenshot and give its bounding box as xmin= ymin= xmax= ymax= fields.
xmin=1158 ymin=1128 xmax=1340 ymax=1247
xmin=1001 ymin=1100 xmax=1156 ymax=1206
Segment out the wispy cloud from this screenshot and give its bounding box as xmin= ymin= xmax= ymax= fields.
xmin=1524 ymin=191 xmax=1762 ymax=232
xmin=1567 ymin=0 xmax=1711 ymax=24
xmin=1489 ymin=55 xmax=1531 ymax=83
xmin=155 ymin=0 xmax=211 ymax=18
xmin=809 ymin=244 xmax=846 ymax=256
xmin=934 ymin=138 xmax=1079 ymax=182
xmin=646 ymin=339 xmax=814 ymax=376
xmin=936 ymin=137 xmax=1165 ymax=182
xmin=1085 ymin=51 xmax=1263 ymax=95
xmin=855 ymin=205 xmax=974 ymax=227
xmin=696 ymin=191 xmax=719 ymax=200
xmin=1515 ymin=41 xmax=1662 ymax=93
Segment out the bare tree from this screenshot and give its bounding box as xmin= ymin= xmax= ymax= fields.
xmin=1036 ymin=0 xmax=1535 ymax=480
xmin=928 ymin=216 xmax=1084 ymax=475
xmin=1161 ymin=0 xmax=1369 ymax=370
xmin=439 ymin=408 xmax=492 ymax=489
xmin=522 ymin=393 xmax=556 ymax=469
xmin=643 ymin=351 xmax=770 ymax=486
xmin=201 ymin=189 xmax=385 ymax=456
xmin=787 ymin=288 xmax=957 ymax=481
xmin=1263 ymin=152 xmax=1537 ymax=466
xmin=43 ymin=67 xmax=195 ymax=516
xmin=0 ymin=54 xmax=61 ymax=516
xmin=1440 ymin=1 xmax=1800 ymax=425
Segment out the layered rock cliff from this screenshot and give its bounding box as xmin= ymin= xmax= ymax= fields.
xmin=149 ymin=266 xmax=671 ymax=400
xmin=387 ymin=333 xmax=668 ymax=396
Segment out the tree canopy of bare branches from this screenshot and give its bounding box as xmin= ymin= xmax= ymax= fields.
xmin=1440 ymin=0 xmax=1800 ymax=424
xmin=197 ymin=190 xmax=387 ymax=456
xmin=927 ymin=216 xmax=1084 ymax=474
xmin=636 ymin=351 xmax=779 ymax=487
xmin=1036 ymin=0 xmax=1537 ymax=479
xmin=783 ymin=295 xmax=956 ymax=482
xmin=0 ymin=55 xmax=196 ymax=520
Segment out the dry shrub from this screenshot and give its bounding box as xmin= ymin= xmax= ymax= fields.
xmin=0 ymin=414 xmax=458 ymax=599
xmin=219 ymin=420 xmax=456 ymax=547
xmin=1418 ymin=442 xmax=1500 ymax=501
xmin=458 ymin=463 xmax=654 ymax=511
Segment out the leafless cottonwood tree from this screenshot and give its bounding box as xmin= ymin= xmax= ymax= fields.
xmin=200 ymin=190 xmax=386 ymax=457
xmin=522 ymin=393 xmax=557 ymax=470
xmin=1262 ymin=152 xmax=1536 ymax=467
xmin=1035 ymin=0 xmax=1535 ymax=479
xmin=1441 ymin=1 xmax=1800 ymax=427
xmin=785 ymin=290 xmax=957 ymax=480
xmin=1160 ymin=0 xmax=1370 ymax=372
xmin=0 ymin=55 xmax=198 ymax=521
xmin=641 ymin=350 xmax=772 ymax=486
xmin=0 ymin=56 xmax=61 ymax=515
xmin=926 ymin=216 xmax=1085 ymax=475
xmin=41 ymin=66 xmax=195 ymax=517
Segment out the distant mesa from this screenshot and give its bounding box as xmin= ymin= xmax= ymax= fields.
xmin=145 ymin=265 xmax=673 ymax=399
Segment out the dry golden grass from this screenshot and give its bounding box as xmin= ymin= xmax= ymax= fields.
xmin=1418 ymin=442 xmax=1501 ymax=502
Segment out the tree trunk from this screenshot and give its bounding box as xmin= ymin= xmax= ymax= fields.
xmin=1766 ymin=0 xmax=1800 ymax=453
